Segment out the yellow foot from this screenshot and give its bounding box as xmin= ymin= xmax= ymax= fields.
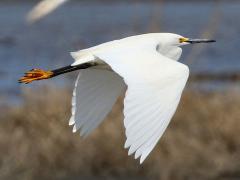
xmin=19 ymin=68 xmax=53 ymax=84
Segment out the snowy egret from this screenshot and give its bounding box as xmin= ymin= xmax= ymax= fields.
xmin=27 ymin=0 xmax=68 ymax=23
xmin=19 ymin=33 xmax=215 ymax=163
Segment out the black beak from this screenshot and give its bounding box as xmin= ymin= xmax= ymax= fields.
xmin=186 ymin=39 xmax=216 ymax=44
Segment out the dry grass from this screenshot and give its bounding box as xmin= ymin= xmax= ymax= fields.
xmin=0 ymin=87 xmax=240 ymax=180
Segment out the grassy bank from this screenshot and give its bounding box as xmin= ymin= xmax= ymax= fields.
xmin=0 ymin=87 xmax=240 ymax=180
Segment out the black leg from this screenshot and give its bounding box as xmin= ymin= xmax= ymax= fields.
xmin=51 ymin=62 xmax=97 ymax=77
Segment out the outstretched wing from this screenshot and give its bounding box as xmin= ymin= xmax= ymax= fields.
xmin=94 ymin=49 xmax=189 ymax=163
xmin=70 ymin=69 xmax=125 ymax=137
xmin=27 ymin=0 xmax=68 ymax=23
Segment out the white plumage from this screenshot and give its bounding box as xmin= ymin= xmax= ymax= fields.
xmin=70 ymin=33 xmax=189 ymax=163
xmin=20 ymin=33 xmax=215 ymax=163
xmin=70 ymin=69 xmax=125 ymax=137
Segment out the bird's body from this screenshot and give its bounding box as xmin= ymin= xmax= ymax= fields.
xmin=19 ymin=33 xmax=215 ymax=163
xmin=72 ymin=33 xmax=181 ymax=65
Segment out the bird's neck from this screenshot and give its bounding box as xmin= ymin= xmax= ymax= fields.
xmin=157 ymin=45 xmax=182 ymax=61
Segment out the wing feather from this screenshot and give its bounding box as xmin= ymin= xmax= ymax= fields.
xmin=70 ymin=69 xmax=125 ymax=136
xmin=94 ymin=49 xmax=189 ymax=163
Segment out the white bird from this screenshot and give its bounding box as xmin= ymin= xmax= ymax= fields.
xmin=27 ymin=0 xmax=68 ymax=23
xmin=19 ymin=33 xmax=215 ymax=163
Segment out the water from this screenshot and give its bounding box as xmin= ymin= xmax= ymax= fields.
xmin=0 ymin=1 xmax=239 ymax=104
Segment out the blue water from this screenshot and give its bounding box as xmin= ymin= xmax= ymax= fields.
xmin=0 ymin=1 xmax=239 ymax=104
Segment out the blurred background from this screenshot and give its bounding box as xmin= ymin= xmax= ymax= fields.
xmin=0 ymin=0 xmax=240 ymax=179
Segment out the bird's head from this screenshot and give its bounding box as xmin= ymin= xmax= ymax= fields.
xmin=159 ymin=33 xmax=216 ymax=46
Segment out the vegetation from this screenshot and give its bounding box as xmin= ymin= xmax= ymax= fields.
xmin=0 ymin=87 xmax=240 ymax=180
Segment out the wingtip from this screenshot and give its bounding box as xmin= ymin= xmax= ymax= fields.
xmin=134 ymin=151 xmax=141 ymax=160
xmin=72 ymin=124 xmax=77 ymax=133
xmin=69 ymin=117 xmax=75 ymax=126
xmin=139 ymin=155 xmax=146 ymax=164
xmin=124 ymin=143 xmax=130 ymax=149
xmin=128 ymin=147 xmax=135 ymax=156
xmin=124 ymin=139 xmax=131 ymax=149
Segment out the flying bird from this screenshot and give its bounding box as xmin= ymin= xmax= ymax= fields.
xmin=27 ymin=0 xmax=68 ymax=23
xmin=19 ymin=33 xmax=215 ymax=163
